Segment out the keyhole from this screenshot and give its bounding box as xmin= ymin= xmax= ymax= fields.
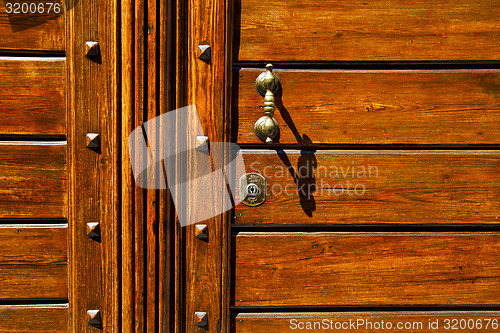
xmin=246 ymin=183 xmax=260 ymax=196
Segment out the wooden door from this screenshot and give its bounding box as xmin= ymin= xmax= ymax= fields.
xmin=4 ymin=0 xmax=497 ymax=331
xmin=179 ymin=0 xmax=500 ymax=332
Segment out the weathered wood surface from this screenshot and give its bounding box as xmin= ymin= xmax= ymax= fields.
xmin=0 ymin=58 xmax=66 ymax=136
xmin=0 ymin=1 xmax=65 ymax=51
xmin=0 ymin=304 xmax=68 ymax=332
xmin=0 ymin=142 xmax=67 ymax=218
xmin=233 ymin=232 xmax=500 ymax=306
xmin=178 ymin=0 xmax=233 ymax=331
xmin=121 ymin=0 xmax=146 ymax=331
xmin=236 ymin=0 xmax=500 ymax=61
xmin=234 ymin=69 xmax=500 ymax=145
xmin=66 ymin=0 xmax=121 ymax=330
xmin=0 ymin=225 xmax=67 ymax=299
xmin=233 ymin=312 xmax=500 ymax=332
xmin=234 ymin=150 xmax=500 ymax=225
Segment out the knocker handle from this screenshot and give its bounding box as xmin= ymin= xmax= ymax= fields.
xmin=254 ymin=64 xmax=280 ymax=143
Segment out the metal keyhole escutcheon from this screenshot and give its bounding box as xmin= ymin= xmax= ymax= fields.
xmin=240 ymin=173 xmax=266 ymax=207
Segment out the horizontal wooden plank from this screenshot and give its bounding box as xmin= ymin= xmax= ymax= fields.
xmin=233 ymin=312 xmax=500 ymax=332
xmin=0 ymin=304 xmax=68 ymax=332
xmin=236 ymin=0 xmax=500 ymax=61
xmin=0 ymin=2 xmax=65 ymax=51
xmin=0 ymin=142 xmax=67 ymax=218
xmin=234 ymin=69 xmax=500 ymax=145
xmin=233 ymin=232 xmax=500 ymax=306
xmin=0 ymin=225 xmax=67 ymax=300
xmin=0 ymin=58 xmax=66 ymax=136
xmin=234 ymin=150 xmax=500 ymax=225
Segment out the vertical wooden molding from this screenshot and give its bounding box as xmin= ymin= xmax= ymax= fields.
xmin=121 ymin=0 xmax=136 ymax=331
xmin=159 ymin=0 xmax=176 ymax=331
xmin=146 ymin=1 xmax=159 ymax=333
xmin=175 ymin=2 xmax=187 ymax=332
xmin=122 ymin=0 xmax=176 ymax=331
xmin=122 ymin=0 xmax=148 ymax=332
xmin=67 ymin=0 xmax=120 ymax=331
xmin=133 ymin=2 xmax=147 ymax=331
xmin=223 ymin=3 xmax=234 ymax=332
xmin=177 ymin=0 xmax=232 ymax=331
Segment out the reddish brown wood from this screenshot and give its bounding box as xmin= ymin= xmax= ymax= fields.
xmin=121 ymin=0 xmax=139 ymax=331
xmin=0 ymin=143 xmax=67 ymax=219
xmin=234 ymin=69 xmax=500 ymax=145
xmin=0 ymin=1 xmax=65 ymax=51
xmin=133 ymin=0 xmax=147 ymax=331
xmin=179 ymin=0 xmax=232 ymax=331
xmin=158 ymin=0 xmax=176 ymax=331
xmin=235 ymin=150 xmax=500 ymax=225
xmin=236 ymin=0 xmax=500 ymax=61
xmin=0 ymin=225 xmax=67 ymax=299
xmin=233 ymin=232 xmax=500 ymax=306
xmin=66 ymin=0 xmax=120 ymax=330
xmin=146 ymin=1 xmax=158 ymax=332
xmin=0 ymin=305 xmax=68 ymax=333
xmin=0 ymin=59 xmax=65 ymax=136
xmin=233 ymin=312 xmax=500 ymax=332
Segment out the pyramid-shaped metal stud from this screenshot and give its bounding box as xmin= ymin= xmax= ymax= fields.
xmin=195 ymin=136 xmax=209 ymax=153
xmin=85 ymin=41 xmax=100 ymax=59
xmin=197 ymin=45 xmax=211 ymax=63
xmin=86 ymin=133 xmax=101 ymax=153
xmin=194 ymin=311 xmax=208 ymax=329
xmin=195 ymin=224 xmax=208 ymax=240
xmin=87 ymin=222 xmax=100 ymax=241
xmin=87 ymin=309 xmax=102 ymax=328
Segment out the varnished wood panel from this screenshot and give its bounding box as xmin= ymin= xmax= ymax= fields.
xmin=235 ymin=150 xmax=500 ymax=225
xmin=178 ymin=0 xmax=232 ymax=331
xmin=157 ymin=0 xmax=176 ymax=331
xmin=0 ymin=1 xmax=65 ymax=51
xmin=234 ymin=69 xmax=500 ymax=145
xmin=146 ymin=1 xmax=159 ymax=332
xmin=236 ymin=0 xmax=500 ymax=61
xmin=67 ymin=0 xmax=120 ymax=330
xmin=0 ymin=225 xmax=67 ymax=300
xmin=121 ymin=0 xmax=146 ymax=331
xmin=0 ymin=305 xmax=68 ymax=333
xmin=0 ymin=58 xmax=66 ymax=136
xmin=0 ymin=143 xmax=67 ymax=219
xmin=233 ymin=312 xmax=500 ymax=332
xmin=233 ymin=232 xmax=500 ymax=306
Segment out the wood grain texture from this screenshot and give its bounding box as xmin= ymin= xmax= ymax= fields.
xmin=235 ymin=0 xmax=500 ymax=61
xmin=146 ymin=1 xmax=158 ymax=332
xmin=234 ymin=69 xmax=500 ymax=145
xmin=0 ymin=58 xmax=66 ymax=136
xmin=121 ymin=0 xmax=149 ymax=331
xmin=0 ymin=1 xmax=65 ymax=51
xmin=66 ymin=0 xmax=121 ymax=330
xmin=179 ymin=0 xmax=232 ymax=331
xmin=233 ymin=312 xmax=500 ymax=332
xmin=121 ymin=0 xmax=175 ymax=331
xmin=158 ymin=0 xmax=176 ymax=331
xmin=233 ymin=232 xmax=500 ymax=306
xmin=0 ymin=142 xmax=67 ymax=219
xmin=0 ymin=225 xmax=67 ymax=300
xmin=0 ymin=304 xmax=68 ymax=333
xmin=234 ymin=150 xmax=500 ymax=225
xmin=121 ymin=0 xmax=145 ymax=331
